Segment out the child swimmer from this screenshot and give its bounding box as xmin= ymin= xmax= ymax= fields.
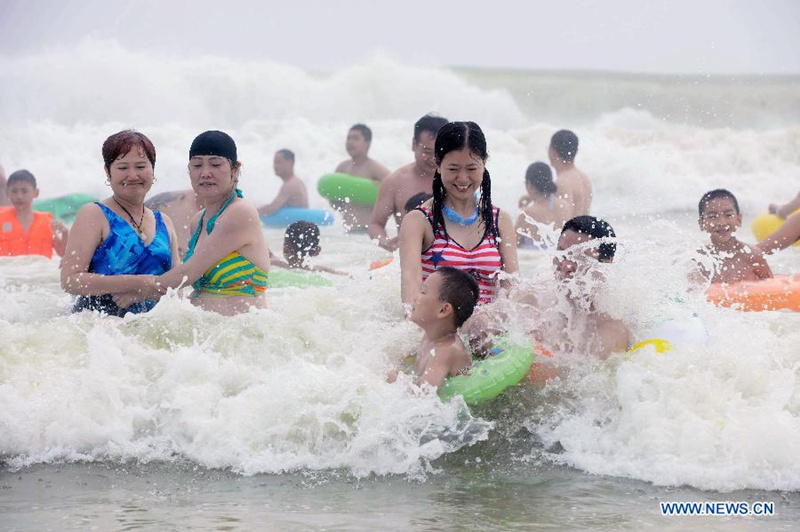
xmin=270 ymin=220 xmax=348 ymax=276
xmin=692 ymin=189 xmax=772 ymax=284
xmin=388 ymin=266 xmax=480 ymax=390
xmin=0 ymin=170 xmax=68 ymax=258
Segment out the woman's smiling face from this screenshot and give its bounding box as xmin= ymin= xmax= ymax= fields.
xmin=438 ymin=148 xmax=484 ymax=201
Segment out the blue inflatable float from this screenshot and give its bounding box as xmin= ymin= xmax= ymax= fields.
xmin=260 ymin=207 xmax=335 ymax=228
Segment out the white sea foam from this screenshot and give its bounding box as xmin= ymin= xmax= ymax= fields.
xmin=1 ymin=41 xmax=799 ymax=490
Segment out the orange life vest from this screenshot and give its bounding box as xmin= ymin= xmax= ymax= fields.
xmin=0 ymin=207 xmax=55 ymax=258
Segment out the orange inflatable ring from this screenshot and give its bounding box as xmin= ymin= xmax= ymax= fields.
xmin=706 ymin=275 xmax=800 ymax=312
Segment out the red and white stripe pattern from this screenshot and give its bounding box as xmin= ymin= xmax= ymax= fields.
xmin=418 ymin=205 xmax=503 ymax=305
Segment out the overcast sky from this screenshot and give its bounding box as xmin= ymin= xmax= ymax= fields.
xmin=1 ymin=0 xmax=798 ymax=74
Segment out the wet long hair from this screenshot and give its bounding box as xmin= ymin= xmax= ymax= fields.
xmin=432 ymin=121 xmax=495 ymax=237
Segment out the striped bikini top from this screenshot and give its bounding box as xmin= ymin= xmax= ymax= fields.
xmin=418 ymin=205 xmax=503 ymax=305
xmin=184 ymin=189 xmax=268 ymax=298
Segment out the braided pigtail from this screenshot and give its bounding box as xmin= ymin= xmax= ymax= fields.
xmin=480 ymin=168 xmax=496 ymax=236
xmin=432 ymin=170 xmax=446 ymax=233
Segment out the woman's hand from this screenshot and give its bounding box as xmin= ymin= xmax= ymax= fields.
xmin=111 ymin=276 xmax=162 ymax=308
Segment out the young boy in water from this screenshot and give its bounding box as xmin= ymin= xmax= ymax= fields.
xmin=388 ymin=267 xmax=479 ymax=390
xmin=270 ymin=220 xmax=347 ymax=276
xmin=693 ymin=189 xmax=772 ymax=284
xmin=0 ymin=170 xmax=68 ymax=258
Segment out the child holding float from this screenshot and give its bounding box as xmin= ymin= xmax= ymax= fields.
xmin=692 ymin=189 xmax=772 ymax=284
xmin=0 ymin=170 xmax=68 ymax=258
xmin=387 ymin=267 xmax=479 ymax=390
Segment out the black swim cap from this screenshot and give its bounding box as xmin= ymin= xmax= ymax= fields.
xmin=189 ymin=130 xmax=237 ymax=162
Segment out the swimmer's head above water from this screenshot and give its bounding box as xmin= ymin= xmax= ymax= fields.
xmin=346 ymin=124 xmax=372 ymax=159
xmin=189 ymin=131 xmax=242 ymax=196
xmin=412 ymin=114 xmax=448 ymax=171
xmin=411 ymin=266 xmax=480 ymax=330
xmin=524 ymin=161 xmax=556 ymax=197
xmin=432 ymin=121 xmax=496 ymax=235
xmin=698 ymin=188 xmax=742 ymax=248
xmin=555 ymin=215 xmax=617 ymax=280
xmin=549 ymin=129 xmax=579 ymax=165
xmin=273 ymin=149 xmax=295 ymax=179
xmin=283 ymin=220 xmax=321 ymax=267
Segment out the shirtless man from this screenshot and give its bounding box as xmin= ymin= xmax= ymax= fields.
xmin=549 ymin=130 xmax=592 ymax=218
xmin=332 ymin=124 xmax=390 ymax=231
xmin=145 ymin=188 xmax=203 ymax=258
xmin=258 ymin=149 xmax=309 ymax=217
xmin=0 ymin=163 xmax=8 ymax=206
xmin=335 ymin=124 xmax=391 ymax=182
xmin=368 ymin=114 xmax=448 ymax=251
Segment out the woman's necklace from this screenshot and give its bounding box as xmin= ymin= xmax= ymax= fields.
xmin=113 ymin=197 xmax=145 ymax=236
xmin=443 ymin=202 xmax=480 ymax=226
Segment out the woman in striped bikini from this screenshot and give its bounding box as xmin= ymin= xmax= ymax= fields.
xmin=117 ymin=131 xmax=271 ymax=316
xmin=399 ymin=121 xmax=519 ymax=307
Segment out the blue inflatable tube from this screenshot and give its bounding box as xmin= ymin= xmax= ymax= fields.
xmin=260 ymin=208 xmax=335 ymax=228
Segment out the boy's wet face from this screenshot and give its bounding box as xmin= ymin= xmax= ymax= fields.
xmin=700 ymin=197 xmax=741 ymax=245
xmin=411 ymin=272 xmax=444 ymax=326
xmin=554 ymin=230 xmax=602 ymax=281
xmin=7 ymin=181 xmax=38 ymax=208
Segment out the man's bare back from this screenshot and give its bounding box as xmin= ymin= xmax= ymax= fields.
xmin=145 ymin=189 xmax=203 ymax=258
xmin=556 ymin=167 xmax=592 ymax=218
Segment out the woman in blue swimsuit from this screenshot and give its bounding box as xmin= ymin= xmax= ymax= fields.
xmin=61 ymin=130 xmax=180 ymax=316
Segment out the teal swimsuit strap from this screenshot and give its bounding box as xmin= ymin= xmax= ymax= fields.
xmin=184 ymin=188 xmax=243 ymax=262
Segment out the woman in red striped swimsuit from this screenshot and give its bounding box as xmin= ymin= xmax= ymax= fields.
xmin=399 ymin=121 xmax=519 ymax=307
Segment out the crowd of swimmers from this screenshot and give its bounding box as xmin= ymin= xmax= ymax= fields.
xmin=1 ymin=117 xmax=798 ymax=390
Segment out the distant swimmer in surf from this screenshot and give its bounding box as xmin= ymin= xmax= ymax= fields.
xmin=335 ymin=124 xmax=391 ymax=183
xmin=145 ymin=188 xmax=203 ymax=258
xmin=329 ymin=124 xmax=390 ymax=233
xmin=548 ymin=130 xmax=592 ymax=218
xmin=515 ymin=162 xmax=571 ymax=249
xmin=270 ymin=220 xmax=347 ymax=276
xmin=369 ymin=114 xmax=449 ymax=251
xmin=257 ymin=149 xmax=309 ymax=217
xmin=387 ymin=267 xmax=479 ymax=390
xmin=691 ymin=189 xmax=772 ymax=284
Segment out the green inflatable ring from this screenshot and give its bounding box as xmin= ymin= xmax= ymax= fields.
xmin=317 ymin=173 xmax=379 ymax=206
xmin=33 ymin=193 xmax=97 ymax=223
xmin=439 ymin=336 xmax=535 ymax=406
xmin=268 ymin=269 xmax=333 ymax=289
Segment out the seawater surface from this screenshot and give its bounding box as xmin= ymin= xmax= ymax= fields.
xmin=1 ymin=40 xmax=799 ymax=529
